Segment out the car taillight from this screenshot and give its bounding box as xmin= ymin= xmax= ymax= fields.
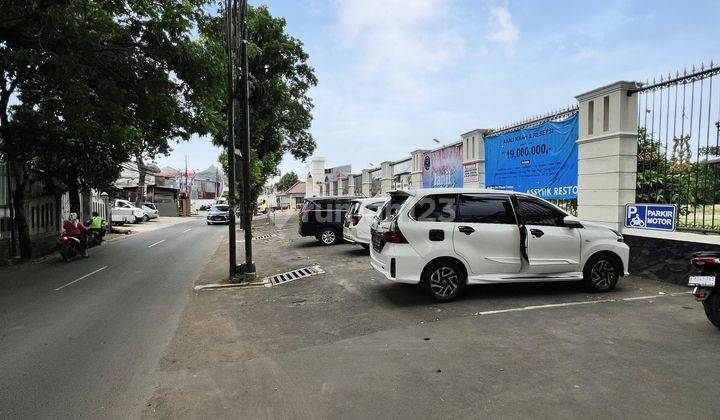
xmin=691 ymin=257 xmax=720 ymax=267
xmin=384 ymin=220 xmax=408 ymax=244
xmin=61 ymin=236 xmax=69 ymax=241
xmin=351 ymin=213 xmax=362 ymax=226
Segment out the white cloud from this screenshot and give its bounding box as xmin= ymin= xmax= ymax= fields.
xmin=487 ymin=5 xmax=519 ymax=56
xmin=335 ymin=0 xmax=465 ymax=98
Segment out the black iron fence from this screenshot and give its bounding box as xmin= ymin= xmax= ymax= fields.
xmin=632 ymin=62 xmax=720 ymax=232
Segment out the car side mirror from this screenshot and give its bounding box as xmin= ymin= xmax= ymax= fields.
xmin=563 ymin=215 xmax=583 ymax=228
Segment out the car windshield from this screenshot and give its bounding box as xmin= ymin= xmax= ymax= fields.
xmin=212 ymin=205 xmax=229 ymax=212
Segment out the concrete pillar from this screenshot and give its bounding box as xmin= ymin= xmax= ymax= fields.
xmin=461 ymin=129 xmax=489 ymax=189
xmin=347 ymin=175 xmax=355 ymax=195
xmin=410 ymin=149 xmax=429 ymax=189
xmin=306 ymin=157 xmax=325 ymax=198
xmin=380 ymin=161 xmax=393 ymax=195
xmin=575 ymin=81 xmax=638 ymax=230
xmin=361 ymin=169 xmax=372 ymax=197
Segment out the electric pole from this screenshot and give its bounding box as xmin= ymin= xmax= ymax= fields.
xmin=239 ymin=0 xmax=255 ymax=277
xmin=225 ymin=0 xmax=254 ymax=281
xmin=225 ymin=0 xmax=237 ymax=278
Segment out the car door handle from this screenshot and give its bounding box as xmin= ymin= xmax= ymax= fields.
xmin=530 ymin=228 xmax=544 ymax=238
xmin=458 ymin=225 xmax=475 ymax=235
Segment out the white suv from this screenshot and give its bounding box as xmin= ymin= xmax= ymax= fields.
xmin=343 ymin=198 xmax=387 ymax=249
xmin=370 ymin=188 xmax=629 ymax=301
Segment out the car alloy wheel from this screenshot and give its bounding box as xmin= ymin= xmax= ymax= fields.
xmin=320 ymin=228 xmax=336 ymax=245
xmin=585 ymin=255 xmax=619 ymax=292
xmin=429 ymin=266 xmax=459 ymax=298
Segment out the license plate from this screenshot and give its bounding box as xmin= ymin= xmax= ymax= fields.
xmin=689 ymin=275 xmax=716 ymax=287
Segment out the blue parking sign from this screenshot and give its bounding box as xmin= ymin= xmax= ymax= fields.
xmin=624 ymin=204 xmax=677 ymax=231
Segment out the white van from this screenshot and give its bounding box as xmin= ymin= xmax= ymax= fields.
xmin=111 ymin=199 xmax=145 ymax=224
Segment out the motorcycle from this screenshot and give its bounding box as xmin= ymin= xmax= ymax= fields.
xmin=689 ymin=252 xmax=720 ymax=329
xmin=57 ymin=234 xmax=88 ymax=262
xmin=83 ymin=220 xmax=106 ymax=247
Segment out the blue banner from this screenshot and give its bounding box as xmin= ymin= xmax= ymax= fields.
xmin=484 ymin=114 xmax=578 ymax=199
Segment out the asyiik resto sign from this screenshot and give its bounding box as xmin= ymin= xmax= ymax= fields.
xmin=484 ymin=113 xmax=579 ymax=199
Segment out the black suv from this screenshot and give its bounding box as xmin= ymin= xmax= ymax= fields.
xmin=299 ymin=196 xmax=361 ymax=245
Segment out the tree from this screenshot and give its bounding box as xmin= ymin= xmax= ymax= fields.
xmin=197 ymin=5 xmax=317 ymax=203
xmin=277 ymin=171 xmax=299 ymax=192
xmin=1 ymin=1 xmax=214 ymax=258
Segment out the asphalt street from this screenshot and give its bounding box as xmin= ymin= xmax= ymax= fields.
xmin=0 ymin=218 xmax=225 ymax=419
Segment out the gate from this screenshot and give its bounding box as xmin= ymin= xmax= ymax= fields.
xmin=632 ymin=62 xmax=720 ymax=232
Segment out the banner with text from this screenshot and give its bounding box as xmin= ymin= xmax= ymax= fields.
xmin=484 ymin=113 xmax=578 ymax=199
xmin=422 ymin=144 xmax=463 ymax=188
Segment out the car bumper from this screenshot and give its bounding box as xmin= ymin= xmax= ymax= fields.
xmin=343 ymin=226 xmax=364 ymax=244
xmin=369 ymin=244 xmax=422 ymax=285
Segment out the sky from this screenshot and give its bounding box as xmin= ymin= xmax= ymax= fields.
xmin=156 ymin=0 xmax=720 ymax=181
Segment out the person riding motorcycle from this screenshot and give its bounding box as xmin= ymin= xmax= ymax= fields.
xmin=89 ymin=211 xmax=106 ymax=240
xmin=63 ymin=212 xmax=89 ymax=256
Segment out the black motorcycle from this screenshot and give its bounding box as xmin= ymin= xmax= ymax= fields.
xmin=689 ymin=252 xmax=720 ymax=329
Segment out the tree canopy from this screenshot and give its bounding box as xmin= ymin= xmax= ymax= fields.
xmin=277 ymin=171 xmax=299 ymax=192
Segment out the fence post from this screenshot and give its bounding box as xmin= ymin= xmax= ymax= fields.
xmin=461 ymin=129 xmax=489 ymax=188
xmin=361 ymin=169 xmax=372 ymax=197
xmin=410 ymin=149 xmax=429 ymax=189
xmin=575 ymin=81 xmax=639 ymax=230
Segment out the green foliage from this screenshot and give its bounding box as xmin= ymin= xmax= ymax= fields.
xmin=0 ymin=0 xmax=216 ymax=257
xmin=276 ymin=171 xmax=299 ymax=192
xmin=198 ymin=5 xmax=317 ymax=198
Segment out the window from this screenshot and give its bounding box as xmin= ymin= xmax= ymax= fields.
xmin=335 ymin=199 xmax=353 ymax=211
xmin=588 ymin=100 xmax=594 ymax=135
xmin=456 ymin=195 xmax=515 ymax=224
xmin=379 ymin=194 xmax=410 ymax=221
xmin=412 ymin=194 xmax=457 ymax=222
xmin=365 ymin=202 xmax=383 ymax=212
xmin=517 ymin=198 xmax=566 ymax=226
xmin=603 ymin=95 xmax=610 ymax=132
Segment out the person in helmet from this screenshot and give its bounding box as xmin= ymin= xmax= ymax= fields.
xmin=63 ymin=212 xmax=90 ymax=256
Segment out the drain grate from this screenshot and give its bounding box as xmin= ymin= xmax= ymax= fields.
xmin=253 ymin=234 xmax=275 ymax=240
xmin=265 ymin=265 xmax=324 ymax=286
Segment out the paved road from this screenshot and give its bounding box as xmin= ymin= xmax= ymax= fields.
xmin=145 ymin=211 xmax=720 ymax=419
xmin=0 ymin=218 xmax=226 ymax=419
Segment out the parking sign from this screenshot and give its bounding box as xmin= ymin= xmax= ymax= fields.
xmin=624 ymin=204 xmax=677 ymax=231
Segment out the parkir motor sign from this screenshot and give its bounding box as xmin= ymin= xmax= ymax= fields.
xmin=624 ymin=204 xmax=677 ymax=232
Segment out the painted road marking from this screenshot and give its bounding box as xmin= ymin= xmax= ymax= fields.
xmin=148 ymin=239 xmax=166 ymax=248
xmin=473 ymin=291 xmax=690 ymax=316
xmin=55 ymin=266 xmax=108 ymax=291
xmin=181 ymin=228 xmax=192 ymax=233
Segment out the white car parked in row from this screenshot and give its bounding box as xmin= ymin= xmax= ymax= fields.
xmin=111 ymin=199 xmax=145 ymax=225
xmin=141 ymin=202 xmax=159 ymax=221
xmin=343 ymin=197 xmax=387 ymax=249
xmin=370 ymin=188 xmax=629 ymax=301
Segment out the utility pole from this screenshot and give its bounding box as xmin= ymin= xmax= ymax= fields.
xmin=224 ymin=0 xmax=254 ymax=281
xmin=225 ymin=0 xmax=238 ymax=278
xmin=239 ymin=0 xmax=255 ymax=277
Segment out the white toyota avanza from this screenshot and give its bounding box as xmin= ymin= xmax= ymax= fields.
xmin=370 ymin=189 xmax=629 ymax=301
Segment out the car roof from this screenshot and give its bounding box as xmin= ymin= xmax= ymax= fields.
xmin=307 ymin=195 xmax=362 ymax=202
xmin=350 ymin=197 xmax=387 ymax=204
xmin=394 ymin=187 xmax=529 ymax=196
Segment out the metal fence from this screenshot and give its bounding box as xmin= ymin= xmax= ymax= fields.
xmin=632 ymin=62 xmax=720 ymax=232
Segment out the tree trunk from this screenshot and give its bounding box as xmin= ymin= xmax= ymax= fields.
xmin=68 ymin=177 xmax=81 ymax=217
xmin=9 ymin=162 xmax=32 ymax=259
xmin=135 ymin=154 xmax=145 ymax=207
